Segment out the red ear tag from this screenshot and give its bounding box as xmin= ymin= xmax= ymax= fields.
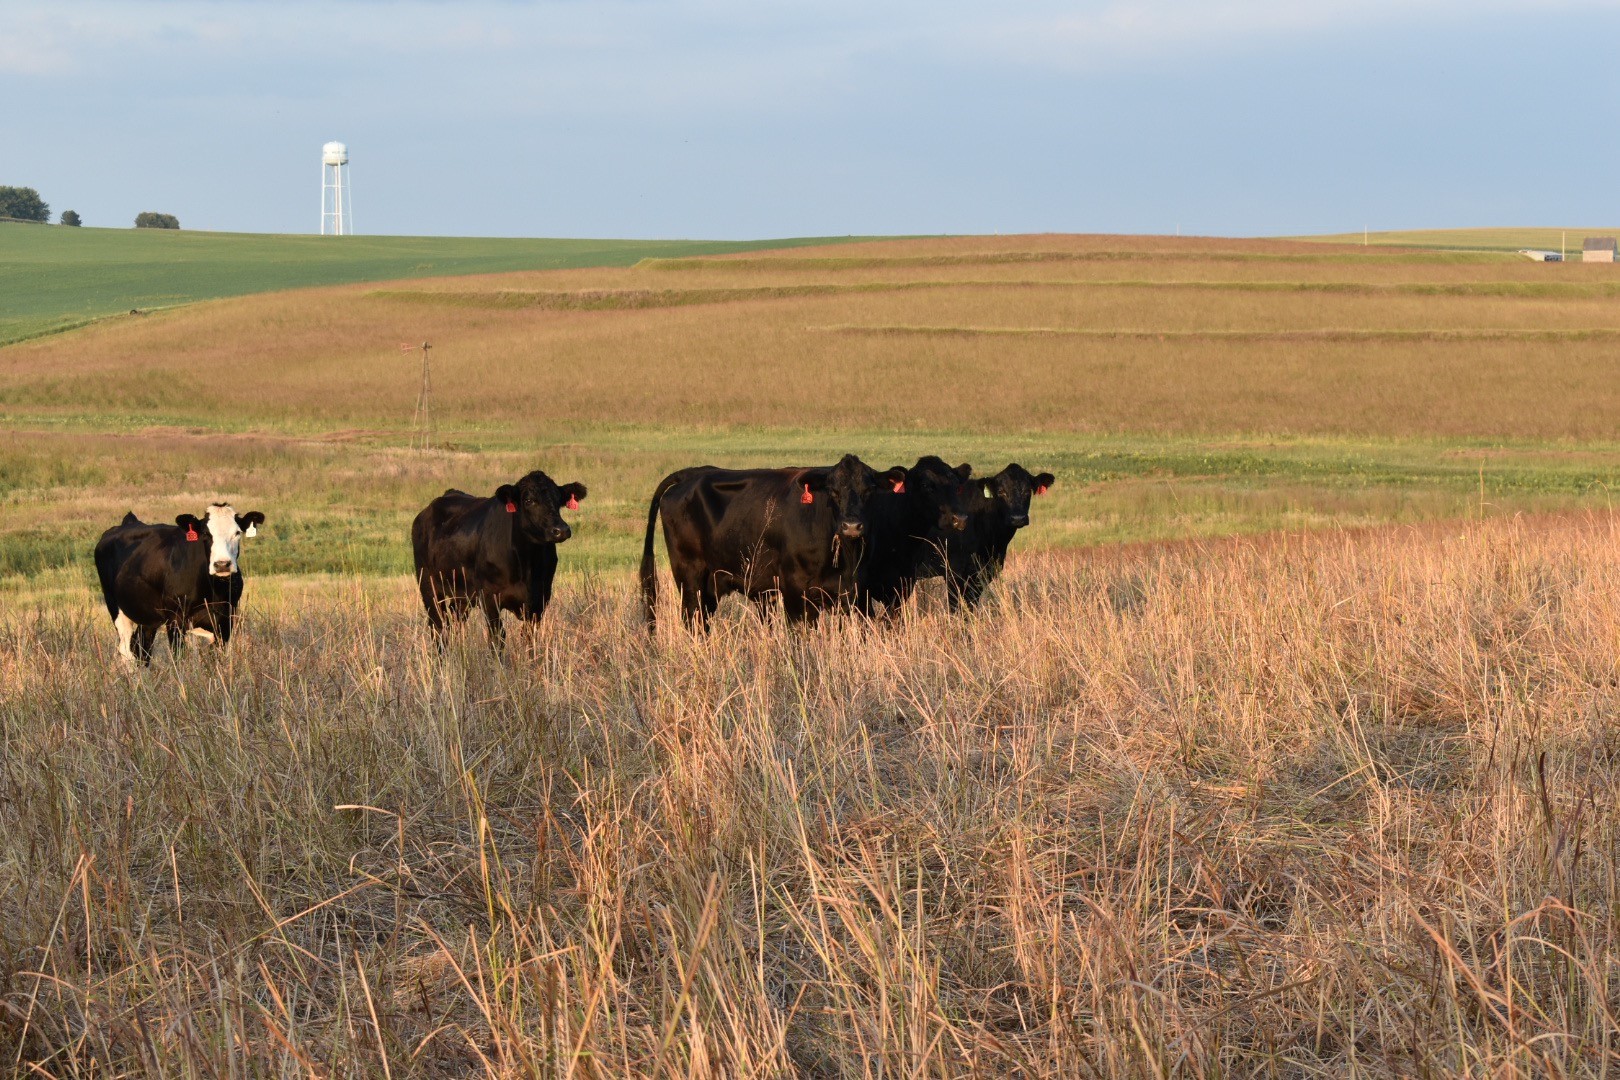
xmin=1036 ymin=485 xmax=1048 ymax=496
xmin=892 ymin=479 xmax=905 ymax=494
xmin=565 ymin=494 xmax=579 ymax=510
xmin=800 ymin=484 xmax=814 ymax=505
xmin=506 ymin=500 xmax=517 ymax=513
xmin=185 ymin=525 xmax=198 ymax=542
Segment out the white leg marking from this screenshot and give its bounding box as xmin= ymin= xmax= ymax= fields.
xmin=188 ymin=627 xmax=216 ymax=643
xmin=114 ymin=611 xmax=138 ymax=664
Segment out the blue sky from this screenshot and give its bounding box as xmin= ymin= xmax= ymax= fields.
xmin=4 ymin=1 xmax=1617 ymax=238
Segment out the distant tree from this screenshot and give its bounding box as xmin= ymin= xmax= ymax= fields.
xmin=60 ymin=210 xmax=81 ymax=227
xmin=134 ymin=212 xmax=180 ymax=230
xmin=0 ymin=186 xmax=50 ymax=222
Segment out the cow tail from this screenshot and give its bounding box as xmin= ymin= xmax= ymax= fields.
xmin=95 ymin=537 xmax=120 ymax=621
xmin=640 ymin=471 xmax=684 ymax=628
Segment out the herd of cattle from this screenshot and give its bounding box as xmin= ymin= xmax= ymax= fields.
xmin=94 ymin=455 xmax=1054 ymax=664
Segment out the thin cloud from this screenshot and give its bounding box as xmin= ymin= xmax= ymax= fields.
xmin=940 ymin=0 xmax=1620 ymax=71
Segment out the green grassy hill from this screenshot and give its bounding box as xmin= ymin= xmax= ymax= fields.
xmin=0 ymin=224 xmax=859 ymax=344
xmin=1293 ymin=227 xmax=1620 ymax=253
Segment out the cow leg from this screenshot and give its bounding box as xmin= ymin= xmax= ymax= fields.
xmin=420 ymin=574 xmax=460 ymax=645
xmin=961 ymin=572 xmax=990 ymax=609
xmin=478 ymin=594 xmax=506 ymax=649
xmin=113 ymin=611 xmax=141 ymax=666
xmin=677 ymin=581 xmax=715 ymax=631
xmin=961 ymin=557 xmax=998 ymax=610
xmin=134 ymin=624 xmax=158 ymax=666
xmin=427 ymin=594 xmax=470 ymax=650
xmin=781 ymin=591 xmax=812 ymax=625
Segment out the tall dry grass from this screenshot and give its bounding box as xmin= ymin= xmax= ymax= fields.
xmin=5 ymin=513 xmax=1620 ymax=1075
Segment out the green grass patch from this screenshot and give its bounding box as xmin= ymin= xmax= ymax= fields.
xmin=0 ymin=224 xmax=865 ymax=344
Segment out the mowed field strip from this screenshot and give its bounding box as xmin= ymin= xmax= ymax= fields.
xmin=6 ymin=231 xmax=1620 ymax=595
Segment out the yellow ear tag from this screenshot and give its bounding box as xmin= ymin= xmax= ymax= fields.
xmin=245 ymin=524 xmax=257 ymax=537
xmin=982 ymin=483 xmax=993 ymax=499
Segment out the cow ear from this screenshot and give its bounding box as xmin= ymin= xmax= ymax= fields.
xmin=495 ymin=484 xmax=518 ymax=504
xmin=1034 ymin=472 xmax=1055 ymax=491
xmin=175 ymin=513 xmax=202 ymax=528
xmin=561 ymin=482 xmax=587 ymax=503
xmin=954 ymin=462 xmax=973 ymax=479
xmin=882 ymin=467 xmax=908 ymax=488
xmin=803 ymin=470 xmax=830 ymax=492
xmin=237 ymin=511 xmax=264 ymax=537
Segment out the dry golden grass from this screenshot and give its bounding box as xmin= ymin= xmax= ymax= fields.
xmin=5 ymin=514 xmax=1620 ymax=1075
xmin=9 ymin=233 xmax=1620 ymax=438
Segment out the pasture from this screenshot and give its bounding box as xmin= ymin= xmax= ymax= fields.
xmin=5 ymin=231 xmax=1620 ymax=1074
xmin=0 ymin=224 xmax=855 ymax=345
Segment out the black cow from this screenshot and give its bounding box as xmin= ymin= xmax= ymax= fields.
xmin=640 ymin=454 xmax=907 ymax=628
xmin=95 ymin=502 xmax=266 ymax=666
xmin=939 ymin=464 xmax=1055 ymax=609
xmin=412 ymin=470 xmax=587 ymax=645
xmin=856 ymin=455 xmax=974 ymax=615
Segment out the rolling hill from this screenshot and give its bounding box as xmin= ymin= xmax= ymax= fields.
xmin=0 ymin=223 xmax=861 ymax=344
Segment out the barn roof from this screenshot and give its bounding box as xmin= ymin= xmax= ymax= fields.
xmin=1583 ymin=236 xmax=1617 ymax=251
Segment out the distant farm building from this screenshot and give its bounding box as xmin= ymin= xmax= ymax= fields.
xmin=1518 ymin=249 xmax=1562 ymax=262
xmin=1582 ymin=237 xmax=1617 ymax=263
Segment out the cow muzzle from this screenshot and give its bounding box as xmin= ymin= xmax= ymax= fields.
xmin=947 ymin=513 xmax=968 ymax=532
xmin=546 ymin=524 xmax=572 ymax=543
xmin=838 ymin=520 xmax=865 ymax=539
xmin=1009 ymin=514 xmax=1030 ymax=529
xmin=212 ymin=560 xmax=235 ymax=577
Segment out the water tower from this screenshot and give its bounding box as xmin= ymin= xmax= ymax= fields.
xmin=320 ymin=141 xmax=352 ymax=235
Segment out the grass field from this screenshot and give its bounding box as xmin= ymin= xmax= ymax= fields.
xmin=7 ymin=231 xmax=1620 ymax=1074
xmin=6 ymin=231 xmax=1620 ymax=593
xmin=0 ymin=224 xmax=858 ymax=345
xmin=7 ymin=517 xmax=1620 ymax=1075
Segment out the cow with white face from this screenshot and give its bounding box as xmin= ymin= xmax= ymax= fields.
xmin=94 ymin=502 xmax=267 ymax=666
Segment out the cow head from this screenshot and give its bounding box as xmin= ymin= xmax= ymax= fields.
xmin=495 ymin=471 xmax=586 ymax=545
xmin=178 ymin=503 xmax=265 ymax=578
xmin=980 ymin=464 xmax=1055 ymax=531
xmin=899 ymin=456 xmax=974 ymax=535
xmin=805 ymin=454 xmax=907 ymax=540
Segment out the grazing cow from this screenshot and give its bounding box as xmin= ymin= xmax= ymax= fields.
xmin=640 ymin=454 xmax=908 ymax=628
xmin=856 ymin=455 xmax=975 ymax=615
xmin=939 ymin=464 xmax=1055 ymax=609
xmin=412 ymin=470 xmax=587 ymax=645
xmin=95 ymin=503 xmax=266 ymax=666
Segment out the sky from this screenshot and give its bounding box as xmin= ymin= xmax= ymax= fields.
xmin=3 ymin=0 xmax=1618 ymax=239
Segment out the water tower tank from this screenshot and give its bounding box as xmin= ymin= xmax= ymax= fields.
xmin=322 ymin=141 xmax=349 ymax=166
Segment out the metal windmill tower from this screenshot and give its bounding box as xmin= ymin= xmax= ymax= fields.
xmin=320 ymin=141 xmax=352 ymax=235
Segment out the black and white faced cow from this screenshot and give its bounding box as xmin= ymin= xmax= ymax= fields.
xmin=94 ymin=503 xmax=266 ymax=666
xmin=411 ymin=470 xmax=588 ymax=646
xmin=942 ymin=464 xmax=1055 ymax=609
